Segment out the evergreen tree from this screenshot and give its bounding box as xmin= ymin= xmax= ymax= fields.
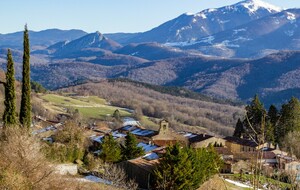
xmin=31 ymin=81 xmax=47 ymax=93
xmin=3 ymin=49 xmax=17 ymax=126
xmin=267 ymin=105 xmax=278 ymax=143
xmin=243 ymin=94 xmax=266 ymax=141
xmin=153 ymin=143 xmax=222 ymax=190
xmin=268 ymin=104 xmax=279 ymax=126
xmin=121 ymin=132 xmax=144 ymax=160
xmin=233 ymin=118 xmax=244 ymax=138
xmin=113 ymin=109 xmax=121 ymax=121
xmin=265 ymin=120 xmax=275 ymax=143
xmin=278 ymin=97 xmax=300 ymax=143
xmin=19 ymin=25 xmax=31 ymax=128
xmin=99 ymin=134 xmax=121 ymax=163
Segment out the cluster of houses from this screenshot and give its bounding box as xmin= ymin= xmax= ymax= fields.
xmin=32 ymin=116 xmax=300 ymax=188
xmin=88 ymin=118 xmax=300 ymax=188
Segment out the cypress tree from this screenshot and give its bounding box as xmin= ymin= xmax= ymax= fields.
xmin=19 ymin=25 xmax=31 ymax=128
xmin=3 ymin=49 xmax=17 ymax=126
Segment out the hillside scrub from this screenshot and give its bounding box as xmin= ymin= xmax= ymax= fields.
xmin=0 ymin=127 xmax=64 ymax=189
xmin=59 ymin=81 xmax=244 ymax=136
xmin=43 ymin=121 xmax=88 ymax=163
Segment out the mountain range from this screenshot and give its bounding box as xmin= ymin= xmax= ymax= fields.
xmin=108 ymin=0 xmax=281 ymax=45
xmin=0 ymin=0 xmax=299 ymax=106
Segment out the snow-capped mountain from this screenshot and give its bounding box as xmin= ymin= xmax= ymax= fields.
xmin=180 ymin=9 xmax=300 ymax=58
xmin=109 ymin=0 xmax=281 ymax=44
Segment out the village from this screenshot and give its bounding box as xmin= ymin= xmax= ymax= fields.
xmin=32 ymin=114 xmax=300 ymax=189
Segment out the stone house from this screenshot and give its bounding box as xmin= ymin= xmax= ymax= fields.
xmin=189 ymin=134 xmax=225 ymax=148
xmin=151 ymin=120 xmax=187 ymax=146
xmin=224 ymin=136 xmax=257 ymax=154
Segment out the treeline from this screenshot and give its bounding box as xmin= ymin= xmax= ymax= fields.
xmin=59 ymin=80 xmax=245 ymax=136
xmin=234 ymin=95 xmax=300 ymax=158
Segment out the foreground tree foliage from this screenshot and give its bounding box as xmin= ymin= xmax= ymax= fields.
xmin=3 ymin=49 xmax=17 ymax=126
xmin=19 ymin=25 xmax=31 ymax=128
xmin=99 ymin=134 xmax=121 ymax=163
xmin=0 ymin=127 xmax=121 ymax=190
xmin=153 ymin=143 xmax=222 ymax=190
xmin=121 ymin=132 xmax=144 ymax=160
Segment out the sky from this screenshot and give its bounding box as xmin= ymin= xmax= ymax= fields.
xmin=0 ymin=0 xmax=300 ymax=34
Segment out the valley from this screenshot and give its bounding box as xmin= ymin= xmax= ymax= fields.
xmin=1 ymin=0 xmax=300 ymax=105
xmin=1 ymin=0 xmax=300 ymax=189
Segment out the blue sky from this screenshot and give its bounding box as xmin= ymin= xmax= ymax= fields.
xmin=0 ymin=0 xmax=300 ymax=34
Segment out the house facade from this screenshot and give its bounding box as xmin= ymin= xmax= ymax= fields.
xmin=224 ymin=136 xmax=257 ymax=154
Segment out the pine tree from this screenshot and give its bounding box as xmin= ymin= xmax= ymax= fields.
xmin=278 ymin=97 xmax=300 ymax=143
xmin=153 ymin=143 xmax=222 ymax=190
xmin=3 ymin=49 xmax=17 ymax=126
xmin=233 ymin=118 xmax=244 ymax=138
xmin=243 ymin=94 xmax=266 ymax=141
xmin=19 ymin=25 xmax=31 ymax=128
xmin=99 ymin=134 xmax=121 ymax=163
xmin=265 ymin=120 xmax=275 ymax=143
xmin=268 ymin=105 xmax=278 ymax=126
xmin=121 ymin=132 xmax=144 ymax=160
xmin=267 ymin=105 xmax=278 ymax=143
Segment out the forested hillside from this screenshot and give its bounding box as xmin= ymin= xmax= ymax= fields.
xmin=58 ymin=80 xmax=245 ymax=136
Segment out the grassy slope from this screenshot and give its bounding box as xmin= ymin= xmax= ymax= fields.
xmin=39 ymin=94 xmax=131 ymax=120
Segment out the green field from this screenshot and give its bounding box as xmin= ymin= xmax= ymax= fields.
xmin=40 ymin=94 xmax=131 ymax=120
xmin=140 ymin=116 xmax=159 ymax=130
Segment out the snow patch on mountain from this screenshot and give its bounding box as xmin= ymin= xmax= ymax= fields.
xmin=199 ymin=36 xmax=215 ymax=44
xmin=197 ymin=12 xmax=207 ymax=19
xmin=233 ymin=28 xmax=247 ymax=35
xmin=164 ymin=41 xmax=198 ymax=47
xmin=239 ymin=0 xmax=282 ymax=13
xmin=220 ymin=40 xmax=240 ymax=48
xmin=286 ymin=12 xmax=296 ymax=24
xmin=219 ymin=20 xmax=230 ymax=24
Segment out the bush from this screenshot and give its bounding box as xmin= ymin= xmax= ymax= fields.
xmin=44 ymin=121 xmax=88 ymax=163
xmin=0 ymin=127 xmax=63 ymax=189
xmin=83 ymin=153 xmax=103 ymax=171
